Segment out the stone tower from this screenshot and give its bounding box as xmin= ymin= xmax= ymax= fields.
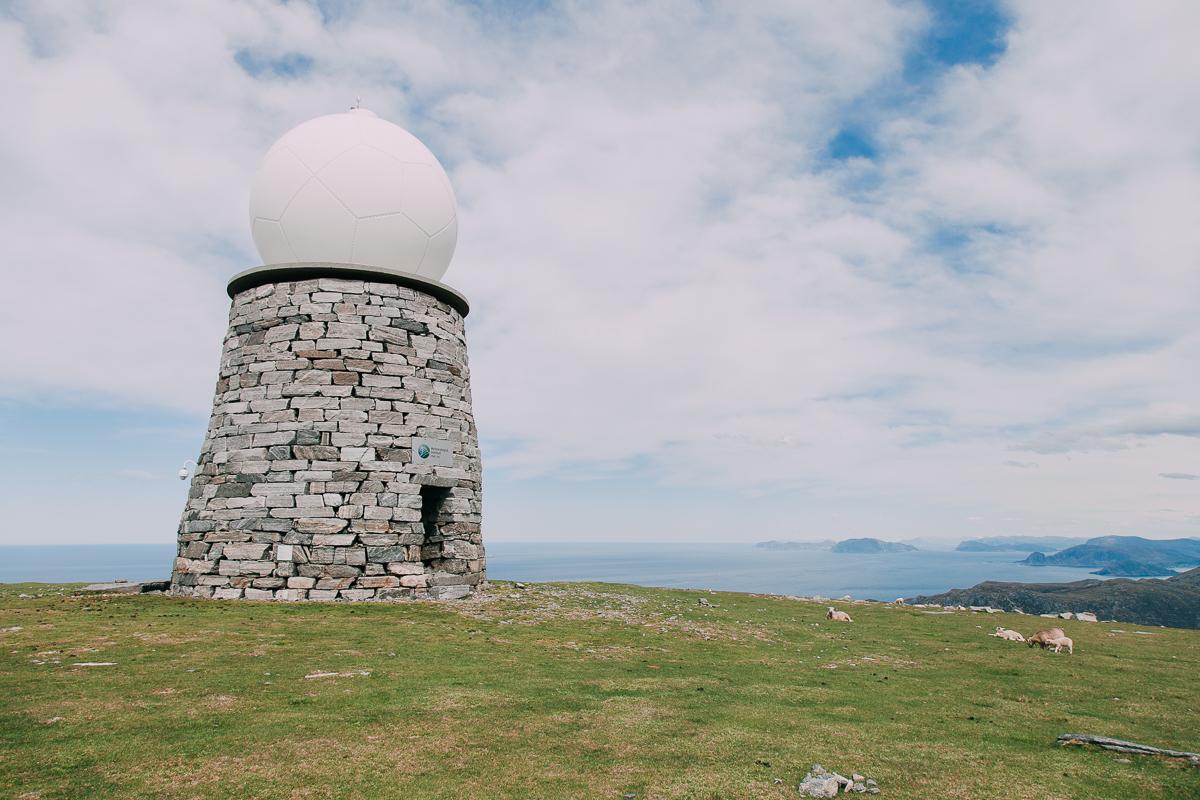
xmin=170 ymin=108 xmax=484 ymax=601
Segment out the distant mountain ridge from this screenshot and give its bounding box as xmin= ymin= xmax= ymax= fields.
xmin=831 ymin=538 xmax=917 ymax=553
xmin=754 ymin=538 xmax=919 ymax=553
xmin=911 ymin=566 xmax=1200 ymax=629
xmin=956 ymin=536 xmax=1086 ymax=552
xmin=1021 ymin=536 xmax=1200 ymax=576
xmin=754 ymin=540 xmax=835 ymax=550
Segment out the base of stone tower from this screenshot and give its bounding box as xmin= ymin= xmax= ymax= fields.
xmin=169 ymin=264 xmax=485 ymax=602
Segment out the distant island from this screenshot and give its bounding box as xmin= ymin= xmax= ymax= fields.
xmin=911 ymin=566 xmax=1200 ymax=629
xmin=831 ymin=538 xmax=917 ymax=553
xmin=955 ymin=536 xmax=1086 ymax=552
xmin=755 ymin=539 xmax=835 ymax=550
xmin=1020 ymin=535 xmax=1200 ymax=576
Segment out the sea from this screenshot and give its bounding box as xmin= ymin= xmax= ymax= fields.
xmin=0 ymin=542 xmax=1108 ymax=600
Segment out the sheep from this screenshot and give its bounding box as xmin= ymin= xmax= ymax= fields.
xmin=826 ymin=607 xmax=852 ymax=622
xmin=1027 ymin=627 xmax=1066 ymax=649
xmin=1046 ymin=635 xmax=1074 ymax=654
xmin=989 ymin=626 xmax=1025 ymax=642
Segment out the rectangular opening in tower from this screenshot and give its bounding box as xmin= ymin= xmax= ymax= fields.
xmin=419 ymin=485 xmax=450 ymax=542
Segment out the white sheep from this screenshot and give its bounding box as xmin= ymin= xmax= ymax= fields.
xmin=989 ymin=626 xmax=1025 ymax=642
xmin=1046 ymin=635 xmax=1074 ymax=654
xmin=826 ymin=607 xmax=852 ymax=622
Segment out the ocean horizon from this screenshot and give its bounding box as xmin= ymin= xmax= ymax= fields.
xmin=0 ymin=542 xmax=1110 ymax=600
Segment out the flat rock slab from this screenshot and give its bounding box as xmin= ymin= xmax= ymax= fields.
xmin=78 ymin=580 xmax=170 ymax=594
xmin=303 ymin=670 xmax=371 ymax=680
xmin=1058 ymin=733 xmax=1200 ymax=764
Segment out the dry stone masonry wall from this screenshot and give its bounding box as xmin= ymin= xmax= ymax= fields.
xmin=170 ymin=275 xmax=484 ymax=601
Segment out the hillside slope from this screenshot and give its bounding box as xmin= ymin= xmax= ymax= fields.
xmin=1 ymin=582 xmax=1197 ymax=799
xmin=911 ymin=567 xmax=1200 ymax=628
xmin=956 ymin=536 xmax=1086 ymax=552
xmin=1021 ymin=535 xmax=1200 ymax=575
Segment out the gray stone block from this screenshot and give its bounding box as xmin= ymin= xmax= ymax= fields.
xmin=367 ymin=545 xmax=406 ymax=562
xmin=311 ymin=533 xmax=356 ymax=547
xmin=294 ymin=518 xmax=348 ymax=534
xmin=222 ymin=543 xmax=268 ymax=560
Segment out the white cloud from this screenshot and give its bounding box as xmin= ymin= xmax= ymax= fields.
xmin=0 ymin=1 xmax=1198 ymax=541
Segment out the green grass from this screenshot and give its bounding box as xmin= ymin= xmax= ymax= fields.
xmin=1 ymin=582 xmax=1197 ymax=799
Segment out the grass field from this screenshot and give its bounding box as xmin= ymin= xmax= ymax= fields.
xmin=1 ymin=582 xmax=1197 ymax=799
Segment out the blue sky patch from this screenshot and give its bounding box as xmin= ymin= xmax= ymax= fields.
xmin=827 ymin=127 xmax=878 ymax=161
xmin=908 ymin=0 xmax=1011 ymax=78
xmin=234 ymin=50 xmax=314 ymax=80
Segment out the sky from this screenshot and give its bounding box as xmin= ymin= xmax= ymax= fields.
xmin=1 ymin=0 xmax=1198 ymax=546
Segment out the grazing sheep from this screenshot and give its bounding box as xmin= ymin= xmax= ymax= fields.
xmin=989 ymin=626 xmax=1025 ymax=642
xmin=1027 ymin=627 xmax=1066 ymax=649
xmin=1046 ymin=635 xmax=1074 ymax=654
xmin=826 ymin=607 xmax=852 ymax=622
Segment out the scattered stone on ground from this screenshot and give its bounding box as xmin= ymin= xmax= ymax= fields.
xmin=698 ymin=597 xmax=711 ymax=607
xmin=798 ymin=764 xmax=879 ymax=796
xmin=452 ymin=586 xmax=774 ymax=643
xmin=78 ymin=580 xmax=170 ymax=595
xmin=303 ymin=670 xmax=371 ymax=680
xmin=72 ymin=662 xmax=117 ymax=667
xmin=1 ymin=626 xmax=22 ymax=633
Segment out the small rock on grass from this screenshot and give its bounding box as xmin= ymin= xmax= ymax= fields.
xmin=798 ymin=765 xmax=880 ymax=796
xmin=797 ymin=776 xmax=839 ymax=798
xmin=303 ymin=670 xmax=370 ymax=679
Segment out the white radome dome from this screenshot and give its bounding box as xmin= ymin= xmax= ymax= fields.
xmin=248 ymin=108 xmax=458 ymax=280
